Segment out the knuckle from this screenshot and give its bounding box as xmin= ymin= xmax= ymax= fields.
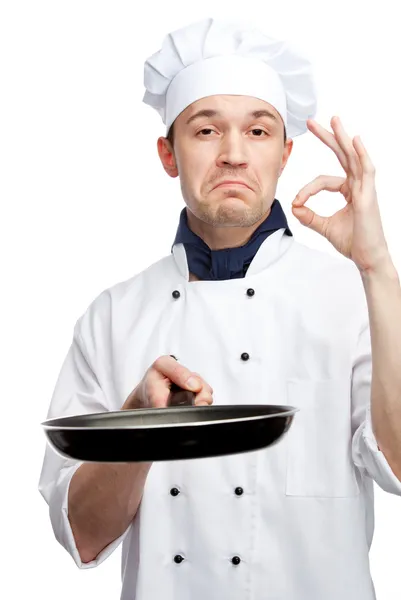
xmin=153 ymin=356 xmax=165 ymax=371
xmin=195 ymin=391 xmax=213 ymax=405
xmin=156 ymin=354 xmax=175 ymax=364
xmin=192 ymin=372 xmax=213 ymax=393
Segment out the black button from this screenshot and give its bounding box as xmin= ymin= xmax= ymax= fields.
xmin=246 ymin=288 xmax=255 ymax=297
xmin=170 ymin=487 xmax=180 ymax=496
xmin=172 ymin=290 xmax=181 ymax=299
xmin=235 ymin=487 xmax=244 ymax=496
xmin=241 ymin=353 xmax=250 ymax=361
xmin=174 ymin=554 xmax=184 ymax=564
xmin=231 ymin=556 xmax=241 ymax=565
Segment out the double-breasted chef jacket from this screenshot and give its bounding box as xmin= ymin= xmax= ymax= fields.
xmin=38 ymin=227 xmax=401 ymax=600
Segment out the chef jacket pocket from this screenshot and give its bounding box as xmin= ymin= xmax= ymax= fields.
xmin=285 ymin=378 xmax=360 ymax=498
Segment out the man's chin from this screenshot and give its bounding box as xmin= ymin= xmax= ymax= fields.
xmin=208 ymin=201 xmax=259 ymax=227
xmin=208 ymin=192 xmax=251 ymax=207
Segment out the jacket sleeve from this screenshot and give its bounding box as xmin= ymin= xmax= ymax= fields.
xmin=351 ymin=317 xmax=401 ymax=496
xmin=38 ymin=318 xmax=132 ymax=568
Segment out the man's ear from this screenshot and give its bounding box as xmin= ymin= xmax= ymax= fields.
xmin=278 ymin=138 xmax=293 ymax=177
xmin=157 ymin=137 xmax=179 ymax=178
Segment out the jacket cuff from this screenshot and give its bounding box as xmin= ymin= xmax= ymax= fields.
xmin=353 ymin=405 xmax=401 ymax=496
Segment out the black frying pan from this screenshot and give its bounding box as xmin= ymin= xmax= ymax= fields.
xmin=42 ymin=383 xmax=299 ymax=462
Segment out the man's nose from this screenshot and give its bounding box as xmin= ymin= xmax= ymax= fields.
xmin=216 ymin=132 xmax=249 ymax=168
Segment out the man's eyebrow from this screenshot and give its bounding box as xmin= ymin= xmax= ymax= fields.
xmin=185 ymin=108 xmax=279 ymax=126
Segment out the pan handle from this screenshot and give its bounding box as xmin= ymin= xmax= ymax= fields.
xmin=167 ymin=382 xmax=196 ymax=407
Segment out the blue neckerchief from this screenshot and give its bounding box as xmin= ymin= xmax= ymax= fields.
xmin=171 ymin=198 xmax=293 ymax=281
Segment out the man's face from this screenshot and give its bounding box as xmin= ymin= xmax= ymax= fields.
xmin=158 ymin=95 xmax=293 ymax=228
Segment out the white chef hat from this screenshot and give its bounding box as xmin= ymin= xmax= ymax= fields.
xmin=142 ymin=17 xmax=317 ymax=139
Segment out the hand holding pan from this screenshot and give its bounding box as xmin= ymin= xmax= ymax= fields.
xmin=121 ymin=355 xmax=213 ymax=410
xmin=42 ymin=355 xmax=299 ymax=462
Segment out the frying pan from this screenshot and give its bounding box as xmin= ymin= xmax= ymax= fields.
xmin=42 ymin=381 xmax=299 ymax=462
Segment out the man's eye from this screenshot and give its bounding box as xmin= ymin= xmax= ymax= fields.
xmin=197 ymin=129 xmax=215 ymax=136
xmin=251 ymin=129 xmax=269 ymax=136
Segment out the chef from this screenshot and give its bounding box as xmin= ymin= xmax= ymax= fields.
xmin=38 ymin=17 xmax=401 ymax=600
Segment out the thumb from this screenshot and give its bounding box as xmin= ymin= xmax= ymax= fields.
xmin=292 ymin=204 xmax=329 ymax=237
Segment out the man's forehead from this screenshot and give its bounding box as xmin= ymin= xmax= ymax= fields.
xmin=183 ymin=95 xmax=281 ymax=122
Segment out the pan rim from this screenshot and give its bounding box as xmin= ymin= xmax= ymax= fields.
xmin=42 ymin=406 xmax=299 ymax=431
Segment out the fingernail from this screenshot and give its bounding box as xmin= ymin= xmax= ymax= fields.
xmin=186 ymin=377 xmax=200 ymax=390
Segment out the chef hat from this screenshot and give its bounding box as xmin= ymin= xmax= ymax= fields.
xmin=142 ymin=17 xmax=317 ymax=139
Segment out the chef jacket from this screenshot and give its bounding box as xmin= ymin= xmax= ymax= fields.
xmin=38 ymin=227 xmax=401 ymax=600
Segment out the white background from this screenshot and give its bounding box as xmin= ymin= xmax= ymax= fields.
xmin=1 ymin=1 xmax=400 ymax=598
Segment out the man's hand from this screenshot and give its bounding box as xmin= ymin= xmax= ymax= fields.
xmin=292 ymin=116 xmax=392 ymax=275
xmin=122 ymin=355 xmax=214 ymax=409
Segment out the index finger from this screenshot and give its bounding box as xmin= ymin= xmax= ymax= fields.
xmin=307 ymin=119 xmax=349 ymax=173
xmin=152 ymin=355 xmax=202 ymax=391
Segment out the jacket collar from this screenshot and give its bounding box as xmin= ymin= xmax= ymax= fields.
xmin=172 ymin=227 xmax=295 ymax=281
